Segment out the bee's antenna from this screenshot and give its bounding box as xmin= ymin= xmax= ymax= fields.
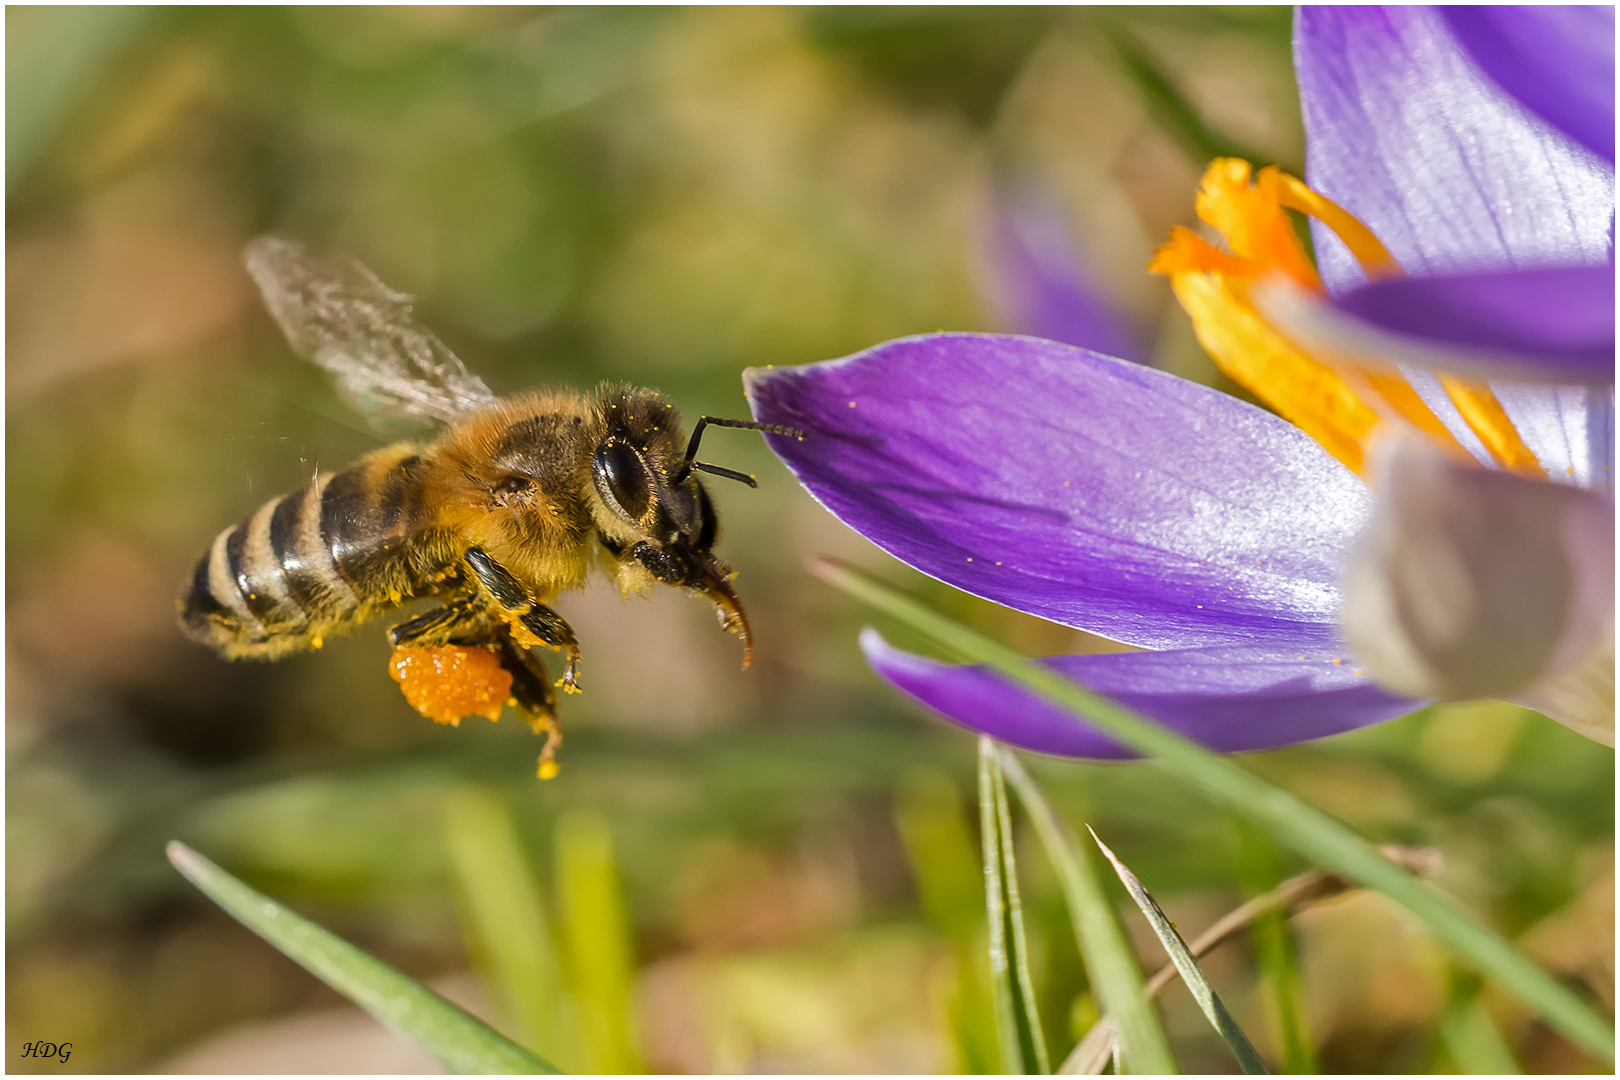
xmin=672 ymin=416 xmax=805 ymax=487
xmin=689 ymin=461 xmax=758 ymax=488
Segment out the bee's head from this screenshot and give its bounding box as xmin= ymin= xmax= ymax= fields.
xmin=587 ymin=387 xmax=801 ymax=668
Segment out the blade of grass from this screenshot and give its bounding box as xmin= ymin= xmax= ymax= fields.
xmin=1062 ymin=852 xmax=1434 ymax=1074
xmin=979 ymin=741 xmax=1024 ymax=1073
xmin=166 ymin=841 xmax=558 ymax=1075
xmin=896 ymin=767 xmax=1002 ymax=1073
xmin=1234 ymin=820 xmax=1316 ymax=1074
xmin=980 ymin=736 xmax=1053 ymax=1073
xmin=811 ymin=558 xmax=1615 ymax=1062
xmin=1439 ymin=997 xmax=1522 ymax=1074
xmin=555 ymin=811 xmax=644 ymax=1074
xmin=443 ymin=787 xmax=568 ymax=1062
xmin=997 ymin=748 xmax=1176 ymax=1075
xmin=1440 ymin=969 xmax=1522 ymax=1074
xmin=1061 ymin=852 xmax=1432 ymax=1074
xmin=1088 ymin=827 xmax=1268 ymax=1074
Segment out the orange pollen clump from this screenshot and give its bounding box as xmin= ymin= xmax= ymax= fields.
xmin=389 ymin=645 xmax=513 ymax=726
xmin=1150 ymin=158 xmax=1540 ymax=479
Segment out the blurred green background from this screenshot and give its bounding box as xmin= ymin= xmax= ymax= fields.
xmin=6 ymin=6 xmax=1610 ymax=1073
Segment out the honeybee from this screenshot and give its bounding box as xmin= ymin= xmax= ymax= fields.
xmin=179 ymin=237 xmax=800 ymax=774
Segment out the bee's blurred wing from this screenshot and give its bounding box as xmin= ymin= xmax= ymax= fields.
xmin=245 ymin=236 xmax=498 ymax=428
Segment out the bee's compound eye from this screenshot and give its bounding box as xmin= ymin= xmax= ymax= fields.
xmin=593 ymin=439 xmax=652 ymax=521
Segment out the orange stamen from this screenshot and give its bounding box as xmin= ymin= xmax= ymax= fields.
xmin=1268 ymin=170 xmax=1402 ymax=280
xmin=1155 ymin=158 xmax=1545 ymax=480
xmin=1350 ymin=366 xmax=1469 ymax=457
xmin=1195 ymin=160 xmax=1322 ymax=289
xmin=1168 ymin=270 xmax=1377 ymax=476
xmin=1437 ymin=375 xmax=1546 ymax=477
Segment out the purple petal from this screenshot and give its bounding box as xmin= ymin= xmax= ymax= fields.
xmin=977 ymin=185 xmax=1141 ymax=362
xmin=862 ymin=629 xmax=1423 ymax=759
xmin=1441 ymin=5 xmax=1615 ymax=164
xmin=1294 ymin=6 xmax=1614 ymax=294
xmin=1485 ymin=385 xmax=1614 ymax=491
xmin=1258 ymin=265 xmax=1616 ymax=385
xmin=745 ymin=333 xmax=1372 ymax=650
xmin=1338 ymin=266 xmax=1615 ymax=380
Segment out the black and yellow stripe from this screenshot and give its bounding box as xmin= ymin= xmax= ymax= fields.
xmin=178 ymin=446 xmax=428 ymax=659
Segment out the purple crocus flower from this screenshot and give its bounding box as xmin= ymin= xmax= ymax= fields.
xmin=745 ymin=6 xmax=1615 ymax=758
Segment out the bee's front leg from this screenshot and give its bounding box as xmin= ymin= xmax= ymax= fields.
xmin=463 ymin=547 xmax=582 ymax=693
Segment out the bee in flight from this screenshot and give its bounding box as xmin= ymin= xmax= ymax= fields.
xmin=179 ymin=237 xmax=801 ymax=776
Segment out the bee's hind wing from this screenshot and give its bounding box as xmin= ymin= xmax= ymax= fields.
xmin=245 ymin=236 xmax=499 ymax=429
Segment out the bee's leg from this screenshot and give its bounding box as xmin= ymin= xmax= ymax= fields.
xmin=492 ymin=631 xmax=564 ymax=780
xmin=515 ymin=605 xmax=582 ymax=693
xmin=463 ymin=547 xmax=582 ymax=693
xmin=387 ymin=597 xmax=484 ymax=647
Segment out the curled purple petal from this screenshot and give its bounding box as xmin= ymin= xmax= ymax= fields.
xmin=1257 ymin=266 xmax=1616 ymax=385
xmin=1441 ymin=6 xmax=1615 ymax=164
xmin=1294 ymin=6 xmax=1614 ymax=294
xmin=1336 ymin=266 xmax=1615 ymax=381
xmin=862 ymin=629 xmax=1423 ymax=759
xmin=977 ymin=185 xmax=1141 ymax=362
xmin=746 ymin=333 xmax=1371 ymax=650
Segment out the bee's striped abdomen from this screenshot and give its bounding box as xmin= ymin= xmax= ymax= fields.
xmin=267 ymin=479 xmax=356 ymax=621
xmin=179 ymin=445 xmax=425 ymax=659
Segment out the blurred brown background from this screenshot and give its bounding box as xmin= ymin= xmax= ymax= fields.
xmin=7 ymin=7 xmax=1610 ymax=1073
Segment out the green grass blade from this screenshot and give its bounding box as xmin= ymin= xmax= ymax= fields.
xmin=811 ymin=559 xmax=1616 ymax=1063
xmin=1440 ymin=970 xmax=1522 ymax=1075
xmin=555 ymin=811 xmax=644 ymax=1074
xmin=1234 ymin=821 xmax=1316 ymax=1073
xmin=980 ymin=737 xmax=1022 ymax=1072
xmin=1088 ymin=827 xmax=1267 ymax=1074
xmin=1440 ymin=996 xmax=1522 ymax=1074
xmin=166 ymin=841 xmax=559 ymax=1075
xmin=980 ymin=737 xmax=1052 ymax=1073
xmin=896 ymin=767 xmax=1003 ymax=1073
xmin=443 ymin=787 xmax=567 ymax=1061
xmin=997 ymin=749 xmax=1176 ymax=1075
xmin=1248 ymin=911 xmax=1312 ymax=1073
